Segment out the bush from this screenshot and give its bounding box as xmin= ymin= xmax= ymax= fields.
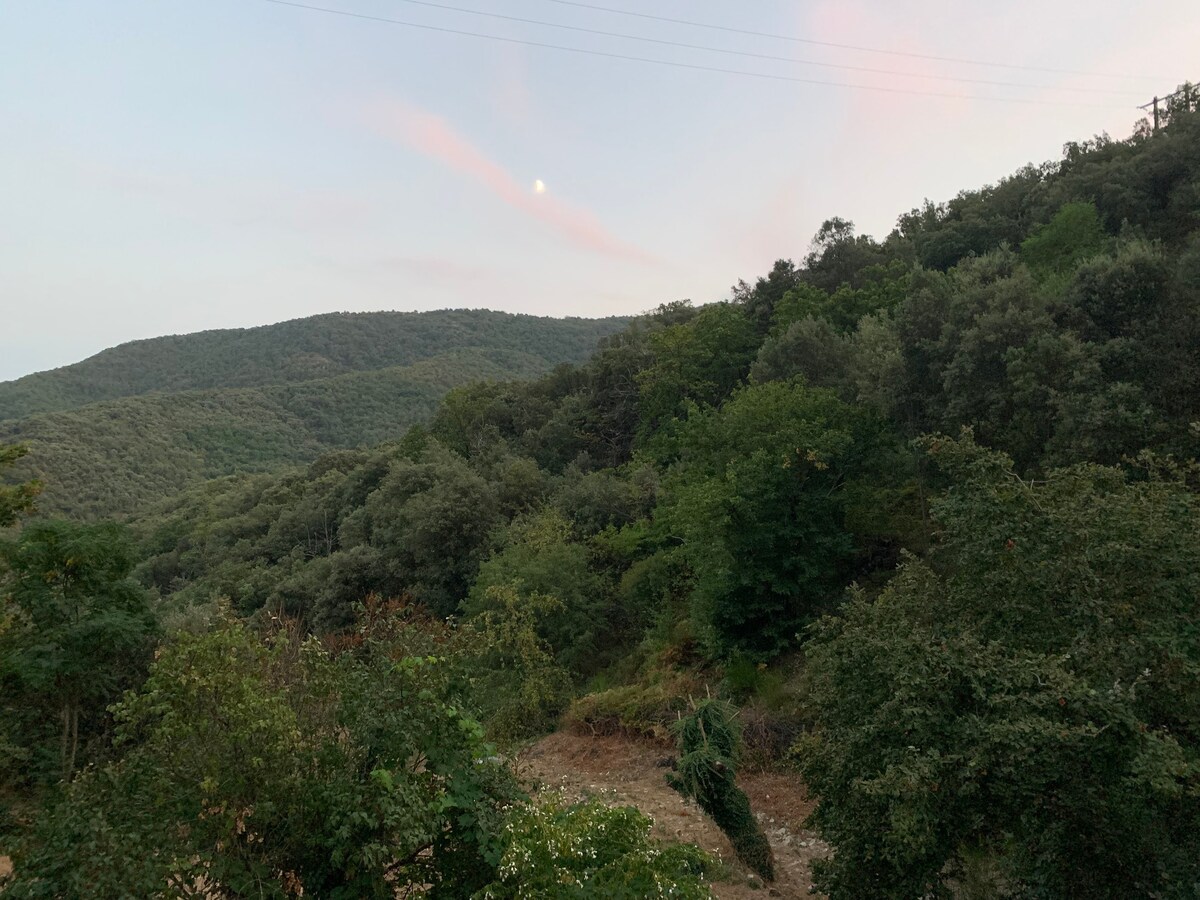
xmin=467 ymin=509 xmax=614 ymax=677
xmin=652 ymin=380 xmax=887 ymax=658
xmin=667 ymin=700 xmax=775 ymax=881
xmin=721 ymin=657 xmax=787 ymax=707
xmin=477 ymin=793 xmax=717 ymax=899
xmin=467 ymin=583 xmax=574 ymax=742
xmin=5 ymin=610 xmax=520 ymax=898
xmin=564 ymin=671 xmax=703 ymax=742
xmin=0 ymin=520 xmax=158 ymax=786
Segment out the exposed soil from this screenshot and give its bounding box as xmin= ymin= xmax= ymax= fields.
xmin=518 ymin=731 xmax=829 ymax=898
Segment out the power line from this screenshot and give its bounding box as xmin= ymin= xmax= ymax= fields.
xmin=372 ymin=0 xmax=1141 ymax=96
xmin=260 ymin=0 xmax=1127 ymax=109
xmin=540 ymin=0 xmax=1166 ymax=82
xmin=1139 ymin=84 xmax=1198 ymax=132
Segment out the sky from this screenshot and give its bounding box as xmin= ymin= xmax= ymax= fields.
xmin=1 ymin=0 xmax=1196 ymax=381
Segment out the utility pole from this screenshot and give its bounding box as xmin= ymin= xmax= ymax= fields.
xmin=1139 ymin=86 xmax=1190 ymax=133
xmin=1139 ymin=95 xmax=1164 ymax=132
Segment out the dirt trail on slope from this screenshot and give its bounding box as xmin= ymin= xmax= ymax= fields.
xmin=518 ymin=731 xmax=829 ymax=898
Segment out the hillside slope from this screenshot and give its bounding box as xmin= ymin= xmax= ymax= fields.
xmin=0 ymin=309 xmax=628 ymax=420
xmin=2 ymin=345 xmax=600 ymax=519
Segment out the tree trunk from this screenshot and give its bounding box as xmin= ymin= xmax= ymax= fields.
xmin=59 ymin=703 xmax=69 ymax=777
xmin=67 ymin=704 xmax=80 ymax=779
xmin=60 ymin=701 xmax=80 ymax=780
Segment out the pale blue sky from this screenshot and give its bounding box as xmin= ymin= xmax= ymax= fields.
xmin=2 ymin=0 xmax=1196 ymax=380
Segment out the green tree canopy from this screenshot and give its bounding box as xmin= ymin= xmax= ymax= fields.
xmin=352 ymin=445 xmax=501 ymax=617
xmin=636 ymin=302 xmax=759 ymax=435
xmin=467 ymin=509 xmax=614 ymax=677
xmin=798 ymin=433 xmax=1200 ymax=898
xmin=1 ymin=520 xmax=157 ymax=782
xmin=655 ymin=380 xmax=890 ymax=657
xmin=7 ymin=609 xmax=520 ymax=898
xmin=0 ymin=444 xmax=40 ymax=528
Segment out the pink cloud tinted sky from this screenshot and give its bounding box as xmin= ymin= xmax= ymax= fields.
xmin=2 ymin=0 xmax=1197 ymax=378
xmin=364 ymin=99 xmax=659 ymax=267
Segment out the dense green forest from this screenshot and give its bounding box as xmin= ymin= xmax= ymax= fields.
xmin=0 ymin=312 xmax=630 ymax=519
xmin=0 ymin=309 xmax=628 ymax=420
xmin=2 ymin=90 xmax=1198 ymax=898
xmin=3 ymin=349 xmax=567 ymax=519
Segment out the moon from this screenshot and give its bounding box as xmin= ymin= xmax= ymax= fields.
xmin=533 ymin=179 xmax=546 ymax=195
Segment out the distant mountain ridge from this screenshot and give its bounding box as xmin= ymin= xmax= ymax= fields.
xmin=1 ymin=310 xmax=631 ymax=518
xmin=0 ymin=309 xmax=629 ymax=421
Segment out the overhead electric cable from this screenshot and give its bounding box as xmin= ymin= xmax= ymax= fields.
xmin=540 ymin=0 xmax=1165 ymax=81
xmin=259 ymin=0 xmax=1127 ymax=109
xmin=373 ymin=0 xmax=1142 ymax=96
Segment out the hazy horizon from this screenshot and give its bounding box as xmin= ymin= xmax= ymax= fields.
xmin=4 ymin=0 xmax=1197 ymax=380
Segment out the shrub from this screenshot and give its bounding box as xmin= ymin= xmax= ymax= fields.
xmin=564 ymin=671 xmax=703 ymax=742
xmin=652 ymin=380 xmax=887 ymax=658
xmin=467 ymin=510 xmax=614 ymax=677
xmin=477 ymin=793 xmax=717 ymax=899
xmin=5 ymin=610 xmax=520 ymax=898
xmin=667 ymin=701 xmax=775 ymax=881
xmin=468 ymin=583 xmax=574 ymax=742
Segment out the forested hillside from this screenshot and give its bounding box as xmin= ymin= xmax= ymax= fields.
xmin=3 ymin=349 xmax=566 ymax=519
xmin=0 ymin=309 xmax=627 ymax=419
xmin=2 ymin=90 xmax=1198 ymax=898
xmin=0 ymin=313 xmax=629 ymax=519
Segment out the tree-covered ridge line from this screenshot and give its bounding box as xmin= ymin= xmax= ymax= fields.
xmin=1 ymin=347 xmax=581 ymax=520
xmin=0 ymin=308 xmax=630 ymax=421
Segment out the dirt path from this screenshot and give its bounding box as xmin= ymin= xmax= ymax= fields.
xmin=518 ymin=731 xmax=829 ymax=899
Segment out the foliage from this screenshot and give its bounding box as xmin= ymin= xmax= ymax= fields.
xmin=636 ymin=302 xmax=759 ymax=435
xmin=477 ymin=793 xmax=716 ymax=899
xmin=802 ymin=218 xmax=897 ymax=292
xmin=1 ymin=348 xmax=588 ymax=520
xmin=720 ymin=657 xmax=788 ymax=710
xmin=772 ymin=260 xmax=910 ymax=333
xmin=1019 ymin=201 xmax=1106 ymax=277
xmin=749 ymin=316 xmax=849 ymax=389
xmin=668 ymin=700 xmax=774 ymax=881
xmin=0 ymin=520 xmax=157 ymax=784
xmin=5 ymin=608 xmax=521 ymax=898
xmin=467 ymin=509 xmax=614 ymax=676
xmin=551 ymin=465 xmax=658 ymax=537
xmin=892 ymin=238 xmax=1199 ymax=470
xmin=796 ymin=433 xmax=1200 ymax=898
xmin=564 ymin=670 xmax=704 ymax=742
xmin=654 ymin=380 xmax=892 ymax=657
xmin=359 ymin=444 xmax=502 ymax=617
xmin=0 ymin=309 xmax=628 ymax=421
xmin=0 ymin=444 xmax=40 ymax=527
xmin=467 ymin=583 xmax=574 ymax=741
